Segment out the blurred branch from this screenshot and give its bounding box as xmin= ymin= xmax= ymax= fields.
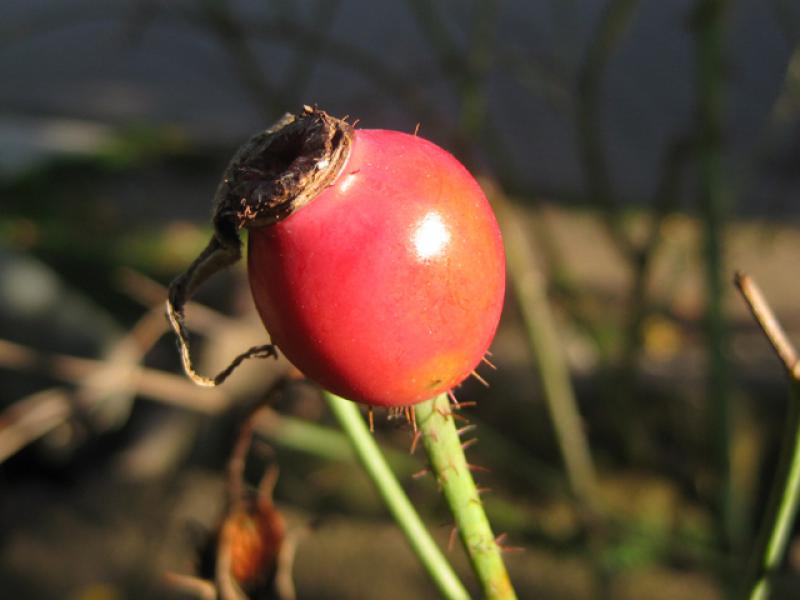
xmin=487 ymin=181 xmax=598 ymax=511
xmin=739 ymin=27 xmax=800 ymax=215
xmin=167 ymin=1 xmax=447 ymax=128
xmin=193 ymin=0 xmax=286 ymax=119
xmin=462 ymin=0 xmax=500 ymax=140
xmin=573 ymin=0 xmax=696 ymax=407
xmin=576 ymin=0 xmax=641 ymax=260
xmin=768 ymin=45 xmax=800 ymax=125
xmin=488 ymin=180 xmax=618 ymax=598
xmin=574 ymin=0 xmax=700 ymax=471
xmin=280 ymin=0 xmax=343 ymax=105
xmin=163 ymin=572 xmax=217 ymax=600
xmin=735 ymin=273 xmax=800 ymax=600
xmin=692 ymin=0 xmax=735 ymax=555
xmin=241 ymin=17 xmax=447 ymax=129
xmin=195 ymin=0 xmax=344 ymax=120
xmin=116 ymin=267 xmax=234 ymax=332
xmin=0 ymin=335 xmax=229 ymax=450
xmin=0 ymin=303 xmax=169 ymax=461
xmin=619 ymin=134 xmax=694 ymax=376
xmin=403 ymin=0 xmax=524 ymax=184
xmin=453 ymin=0 xmax=501 ymax=140
xmin=254 ymin=404 xmax=364 ymax=465
xmin=0 ymin=387 xmax=74 ymax=462
xmin=498 ymin=48 xmax=572 ymax=116
xmin=770 ymin=0 xmax=800 ymax=46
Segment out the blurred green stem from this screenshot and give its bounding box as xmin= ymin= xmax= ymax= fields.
xmin=735 ymin=273 xmax=800 ymax=600
xmin=746 ymin=389 xmax=800 ymax=600
xmin=693 ymin=0 xmax=735 ymax=556
xmin=324 ymin=391 xmax=470 ymax=600
xmin=490 ymin=185 xmax=597 ymax=510
xmin=416 ymin=394 xmax=518 ymax=600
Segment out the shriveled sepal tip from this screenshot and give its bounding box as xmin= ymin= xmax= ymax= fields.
xmin=166 ymin=107 xmax=354 ymax=387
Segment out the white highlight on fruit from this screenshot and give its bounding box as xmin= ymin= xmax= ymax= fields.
xmin=412 ymin=211 xmax=451 ymax=260
xmin=339 ymin=173 xmax=356 ymax=194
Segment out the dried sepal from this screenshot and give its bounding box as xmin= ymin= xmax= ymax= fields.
xmin=166 ymin=107 xmax=353 ymax=387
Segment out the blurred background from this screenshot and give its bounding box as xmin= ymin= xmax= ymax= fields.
xmin=1 ymin=0 xmax=799 ymax=598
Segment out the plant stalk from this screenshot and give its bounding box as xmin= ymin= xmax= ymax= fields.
xmin=416 ymin=394 xmax=517 ymax=600
xmin=744 ymin=387 xmax=800 ymax=600
xmin=694 ymin=0 xmax=736 ymax=557
xmin=492 ymin=189 xmax=597 ymax=510
xmin=735 ymin=273 xmax=800 ymax=599
xmin=324 ymin=391 xmax=470 ymax=600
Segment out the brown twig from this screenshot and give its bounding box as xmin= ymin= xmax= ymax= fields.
xmin=0 ymin=335 xmax=231 ymax=463
xmin=163 ymin=571 xmax=218 ymax=600
xmin=0 ymin=388 xmax=74 ymax=462
xmin=734 ymin=272 xmax=800 ymax=599
xmin=0 ymin=303 xmax=197 ymax=462
xmin=116 ymin=267 xmax=237 ymax=333
xmin=734 ymin=272 xmax=799 ymax=378
xmin=0 ymin=337 xmax=229 ymax=410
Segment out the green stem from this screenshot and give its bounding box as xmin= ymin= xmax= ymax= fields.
xmin=743 ymin=383 xmax=800 ymax=600
xmin=694 ymin=0 xmax=735 ymax=557
xmin=324 ymin=391 xmax=470 ymax=600
xmin=494 ymin=191 xmax=597 ymax=509
xmin=416 ymin=394 xmax=517 ymax=600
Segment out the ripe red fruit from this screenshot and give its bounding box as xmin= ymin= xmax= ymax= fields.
xmin=248 ymin=129 xmax=504 ymax=407
xmin=167 ymin=107 xmax=505 ymax=407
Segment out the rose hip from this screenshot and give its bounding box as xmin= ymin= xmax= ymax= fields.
xmin=167 ymin=107 xmax=505 ymax=407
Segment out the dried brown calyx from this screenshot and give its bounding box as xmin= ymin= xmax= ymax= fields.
xmin=213 ymin=106 xmax=353 ymax=241
xmin=167 ymin=106 xmax=353 ymax=387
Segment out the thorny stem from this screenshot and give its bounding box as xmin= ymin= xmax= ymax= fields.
xmin=735 ymin=273 xmax=800 ymax=600
xmin=324 ymin=391 xmax=470 ymax=600
xmin=416 ymin=394 xmax=517 ymax=600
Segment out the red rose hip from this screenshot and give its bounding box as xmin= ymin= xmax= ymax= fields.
xmin=248 ymin=127 xmax=505 ymax=407
xmin=167 ymin=107 xmax=505 ymax=407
